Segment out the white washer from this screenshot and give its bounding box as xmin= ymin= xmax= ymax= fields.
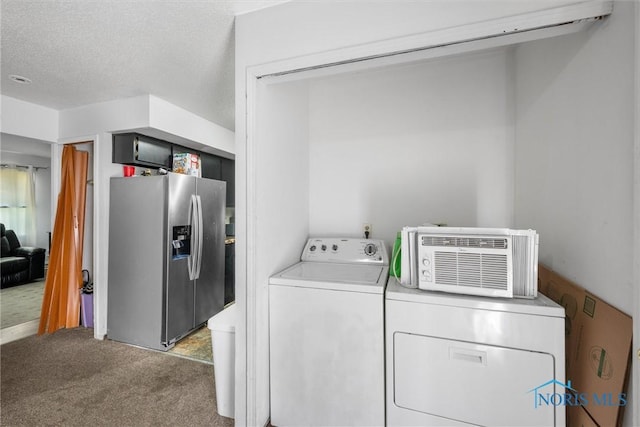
xmin=269 ymin=237 xmax=389 ymax=427
xmin=386 ymin=276 xmax=566 ymax=427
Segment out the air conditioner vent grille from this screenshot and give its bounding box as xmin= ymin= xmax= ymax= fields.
xmin=422 ymin=235 xmax=508 ymax=249
xmin=434 ymin=251 xmax=508 ymax=290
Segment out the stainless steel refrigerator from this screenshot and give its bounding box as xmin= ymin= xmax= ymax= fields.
xmin=107 ymin=173 xmax=226 ymax=351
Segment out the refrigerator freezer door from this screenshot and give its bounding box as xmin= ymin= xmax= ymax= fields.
xmin=165 ymin=173 xmax=197 ymax=345
xmin=194 ymin=177 xmax=226 ymax=326
xmin=108 ymin=176 xmax=168 ymax=351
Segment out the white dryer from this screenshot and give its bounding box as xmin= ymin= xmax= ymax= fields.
xmin=386 ymin=276 xmax=566 ymax=426
xmin=269 ymin=238 xmax=389 ymax=427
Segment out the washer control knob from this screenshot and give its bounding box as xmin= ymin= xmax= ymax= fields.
xmin=332 ymin=244 xmax=338 ymax=251
xmin=321 ymin=244 xmax=327 ymax=251
xmin=364 ymin=243 xmax=377 ymax=256
xmin=309 ymin=245 xmax=317 ymax=252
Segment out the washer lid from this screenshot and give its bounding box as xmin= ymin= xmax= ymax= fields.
xmin=270 ymin=262 xmax=388 ymax=294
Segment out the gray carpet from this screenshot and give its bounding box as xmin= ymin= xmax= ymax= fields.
xmin=1 ymin=327 xmax=234 ymax=426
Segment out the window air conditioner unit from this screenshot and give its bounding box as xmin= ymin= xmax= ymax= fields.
xmin=401 ymin=226 xmax=539 ymax=298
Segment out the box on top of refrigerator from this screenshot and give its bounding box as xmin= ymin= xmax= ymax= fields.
xmin=173 ymin=152 xmax=201 ymax=177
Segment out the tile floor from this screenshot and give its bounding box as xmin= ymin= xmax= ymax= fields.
xmin=168 ymin=325 xmax=213 ymax=364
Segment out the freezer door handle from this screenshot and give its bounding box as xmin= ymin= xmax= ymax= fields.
xmin=188 ymin=194 xmax=198 ymax=281
xmin=194 ymin=194 xmax=204 ymax=280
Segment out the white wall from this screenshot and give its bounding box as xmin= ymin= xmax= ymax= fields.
xmin=308 ymin=49 xmax=515 ymax=247
xmin=237 ymin=0 xmax=581 ymax=68
xmin=515 ymin=2 xmax=636 ymax=423
xmin=249 ymin=79 xmax=311 ymax=421
xmin=515 ymin=2 xmax=635 ymax=314
xmin=148 ymin=96 xmax=235 ymax=157
xmin=58 ymin=95 xmax=234 ymax=155
xmin=0 ymin=96 xmax=58 ymax=142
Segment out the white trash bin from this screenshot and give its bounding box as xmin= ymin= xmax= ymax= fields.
xmin=207 ymin=303 xmax=236 ymax=419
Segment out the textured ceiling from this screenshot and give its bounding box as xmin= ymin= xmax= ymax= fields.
xmin=1 ymin=0 xmax=289 ymax=132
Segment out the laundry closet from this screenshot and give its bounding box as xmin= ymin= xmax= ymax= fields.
xmin=235 ymin=1 xmax=638 ymax=426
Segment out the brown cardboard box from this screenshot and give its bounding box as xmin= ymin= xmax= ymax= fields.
xmin=568 ymin=405 xmax=599 ymax=427
xmin=538 ymin=267 xmax=586 ymax=375
xmin=538 ymin=265 xmax=632 ymax=427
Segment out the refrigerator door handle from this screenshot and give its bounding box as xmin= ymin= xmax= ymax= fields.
xmin=194 ymin=194 xmax=204 ymax=280
xmin=188 ymin=194 xmax=198 ymax=281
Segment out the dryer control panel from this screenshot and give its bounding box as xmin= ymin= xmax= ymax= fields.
xmin=300 ymin=238 xmax=388 ymax=265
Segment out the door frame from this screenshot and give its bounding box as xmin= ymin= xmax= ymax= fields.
xmin=55 ymin=136 xmax=102 ymax=339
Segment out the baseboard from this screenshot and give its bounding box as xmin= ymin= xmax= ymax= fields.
xmin=0 ymin=319 xmax=39 ymax=345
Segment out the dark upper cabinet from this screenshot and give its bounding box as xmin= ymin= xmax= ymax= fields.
xmin=221 ymin=158 xmax=235 ymax=207
xmin=113 ymin=133 xmax=234 ymax=206
xmin=220 ymin=159 xmax=236 ymax=206
xmin=201 ymin=153 xmax=222 ymax=180
xmin=113 ymin=133 xmax=172 ymax=168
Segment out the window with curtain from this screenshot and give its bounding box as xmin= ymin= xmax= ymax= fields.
xmin=0 ymin=166 xmax=36 ymax=246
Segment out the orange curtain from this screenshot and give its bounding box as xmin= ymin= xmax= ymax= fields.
xmin=39 ymin=145 xmax=88 ymax=334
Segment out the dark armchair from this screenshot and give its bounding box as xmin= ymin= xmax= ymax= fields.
xmin=0 ymin=223 xmax=46 ymax=288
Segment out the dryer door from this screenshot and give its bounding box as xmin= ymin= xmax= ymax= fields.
xmin=393 ymin=333 xmax=557 ymax=426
